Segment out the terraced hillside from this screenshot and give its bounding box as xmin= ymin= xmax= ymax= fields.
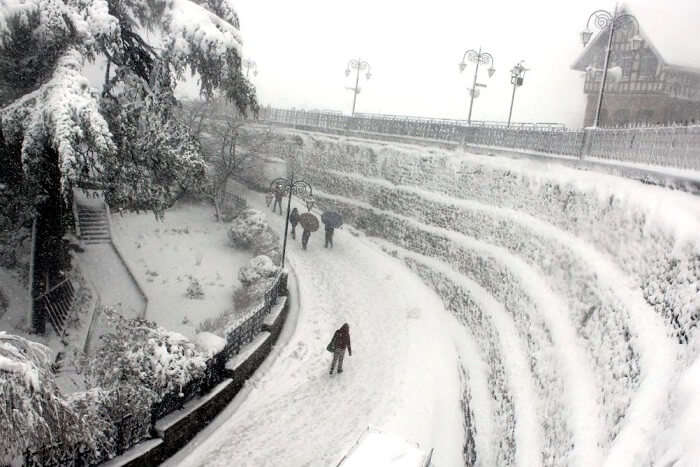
xmin=267 ymin=129 xmax=700 ymax=467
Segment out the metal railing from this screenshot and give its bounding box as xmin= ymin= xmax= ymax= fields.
xmin=24 ymin=272 xmax=285 ymax=466
xmin=33 ymin=279 xmax=76 ymax=339
xmin=259 ymin=107 xmax=700 ymax=171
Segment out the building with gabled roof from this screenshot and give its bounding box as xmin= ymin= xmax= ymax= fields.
xmin=572 ymin=3 xmax=700 ymax=127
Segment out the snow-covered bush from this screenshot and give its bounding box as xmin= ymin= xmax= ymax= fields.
xmin=227 ymin=208 xmax=281 ymax=263
xmin=83 ymin=308 xmax=207 ymax=404
xmin=228 ymin=208 xmax=268 ymax=248
xmin=186 ymin=275 xmax=205 ymax=299
xmin=238 ymin=255 xmax=278 ymax=287
xmin=195 ymin=331 xmax=227 ymax=356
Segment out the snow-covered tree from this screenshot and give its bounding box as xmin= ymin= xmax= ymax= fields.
xmin=182 ymin=97 xmax=271 ymax=221
xmin=0 ymin=332 xmax=89 ymax=464
xmin=0 ymin=0 xmax=257 ymax=323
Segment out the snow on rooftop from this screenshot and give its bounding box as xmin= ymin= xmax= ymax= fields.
xmin=573 ymin=2 xmax=700 ymax=72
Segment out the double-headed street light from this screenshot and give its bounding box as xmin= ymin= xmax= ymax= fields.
xmin=243 ymin=58 xmax=258 ymax=78
xmin=345 ymin=58 xmax=372 ymax=116
xmin=270 ymin=174 xmax=313 ymax=268
xmin=581 ymin=7 xmax=642 ymax=127
xmin=507 ymin=61 xmax=529 ymax=127
xmin=459 ymin=48 xmax=496 ymax=125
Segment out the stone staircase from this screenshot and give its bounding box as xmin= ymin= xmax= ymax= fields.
xmin=77 ymin=205 xmax=111 ymax=244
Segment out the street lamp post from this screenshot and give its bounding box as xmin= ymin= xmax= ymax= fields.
xmin=459 ymin=47 xmax=496 ymax=125
xmin=345 ymin=58 xmax=372 ymax=116
xmin=581 ymin=7 xmax=642 ymax=127
xmin=270 ymin=174 xmax=313 ymax=269
xmin=243 ymin=58 xmax=258 ymax=78
xmin=507 ymin=61 xmax=528 ymax=127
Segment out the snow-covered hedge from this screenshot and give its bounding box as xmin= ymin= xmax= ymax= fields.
xmin=85 ymin=308 xmax=208 ymax=402
xmin=279 ymin=130 xmax=700 ymax=465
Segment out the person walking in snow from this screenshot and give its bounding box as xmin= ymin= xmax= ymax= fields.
xmin=301 ymin=228 xmax=311 ymax=250
xmin=289 ymin=207 xmax=299 ymax=239
xmin=327 ymin=323 xmax=352 ymax=374
xmin=324 ymin=225 xmax=334 ymax=248
xmin=272 ymin=186 xmax=284 ymax=215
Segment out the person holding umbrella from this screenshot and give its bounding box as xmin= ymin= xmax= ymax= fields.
xmin=321 ymin=211 xmax=343 ymax=249
xmin=289 ymin=207 xmax=299 ymax=239
xmin=297 ymin=212 xmax=319 ymax=250
xmin=324 ymin=225 xmax=334 ymax=248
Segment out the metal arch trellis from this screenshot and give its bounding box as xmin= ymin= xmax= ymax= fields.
xmin=270 ymin=177 xmax=313 ymax=199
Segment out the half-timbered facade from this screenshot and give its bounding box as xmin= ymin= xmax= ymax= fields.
xmin=572 ymin=5 xmax=700 ymax=127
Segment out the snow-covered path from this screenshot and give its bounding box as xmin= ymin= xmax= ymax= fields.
xmin=77 ymin=244 xmax=145 ymax=320
xmin=169 ymin=192 xmax=467 ymax=467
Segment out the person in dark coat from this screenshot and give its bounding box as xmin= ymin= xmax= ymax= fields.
xmin=324 ymin=226 xmax=334 ymax=248
xmin=328 ymin=323 xmax=352 ymax=374
xmin=301 ymin=228 xmax=311 ymax=250
xmin=272 ymin=187 xmax=284 ymax=215
xmin=289 ymin=208 xmax=299 ymax=239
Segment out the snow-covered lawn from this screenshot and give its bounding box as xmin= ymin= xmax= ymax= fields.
xmin=111 ymin=201 xmax=252 ymax=340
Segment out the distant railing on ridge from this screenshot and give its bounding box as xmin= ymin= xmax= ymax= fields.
xmin=259 ymin=107 xmax=700 ymax=171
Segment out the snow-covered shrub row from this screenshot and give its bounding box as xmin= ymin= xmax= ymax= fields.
xmin=399 ymin=257 xmax=517 ymax=466
xmin=306 ymin=170 xmax=639 ymax=444
xmin=320 ymin=195 xmax=580 ymax=463
xmin=287 ymin=134 xmax=699 ymax=344
xmin=228 ymin=208 xmax=281 ymax=264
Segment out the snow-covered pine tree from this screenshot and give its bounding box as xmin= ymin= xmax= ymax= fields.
xmin=0 ymin=0 xmax=257 ymax=328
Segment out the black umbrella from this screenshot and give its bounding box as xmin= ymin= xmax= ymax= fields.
xmin=321 ymin=211 xmax=343 ymax=229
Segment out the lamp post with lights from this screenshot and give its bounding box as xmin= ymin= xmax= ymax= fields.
xmin=581 ymin=7 xmax=642 ymax=127
xmin=459 ymin=47 xmax=495 ymax=125
xmin=345 ymin=58 xmax=372 ymax=116
xmin=507 ymin=61 xmax=528 ymax=127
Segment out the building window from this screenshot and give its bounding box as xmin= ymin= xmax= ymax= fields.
xmin=614 ymin=109 xmax=631 ymax=125
xmin=637 ymin=109 xmax=654 ymax=124
xmin=639 ymin=53 xmax=658 ymax=79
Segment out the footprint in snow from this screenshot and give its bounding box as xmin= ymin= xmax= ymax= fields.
xmin=406 ymin=307 xmax=421 ymax=319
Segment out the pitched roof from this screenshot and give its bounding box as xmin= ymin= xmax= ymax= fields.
xmin=571 ymin=2 xmax=700 ymax=73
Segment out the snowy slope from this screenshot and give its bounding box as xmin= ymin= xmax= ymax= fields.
xmin=168 ymin=192 xmax=467 ymax=467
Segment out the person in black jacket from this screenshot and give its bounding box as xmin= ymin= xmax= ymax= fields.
xmin=272 ymin=186 xmax=284 ymax=215
xmin=328 ymin=323 xmax=352 ymax=374
xmin=289 ymin=208 xmax=299 ymax=239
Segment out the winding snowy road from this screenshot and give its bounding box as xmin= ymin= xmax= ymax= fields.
xmin=166 ymin=192 xmax=467 ymax=467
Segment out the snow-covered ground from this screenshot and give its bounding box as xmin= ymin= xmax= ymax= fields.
xmin=229 ymin=129 xmax=699 ymax=466
xmin=166 ymin=192 xmax=467 ymax=467
xmin=111 ymin=201 xmax=252 ymax=340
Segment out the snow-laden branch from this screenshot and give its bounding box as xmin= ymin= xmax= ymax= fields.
xmin=2 ymin=48 xmax=115 ymax=184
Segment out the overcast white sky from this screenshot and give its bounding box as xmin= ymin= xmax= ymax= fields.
xmin=204 ymin=0 xmax=694 ymax=128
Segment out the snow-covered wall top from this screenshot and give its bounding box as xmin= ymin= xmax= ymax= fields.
xmin=266 ymin=128 xmax=700 ymax=467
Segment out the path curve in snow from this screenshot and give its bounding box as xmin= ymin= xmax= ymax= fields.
xmin=171 ymin=192 xmax=467 ymax=467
